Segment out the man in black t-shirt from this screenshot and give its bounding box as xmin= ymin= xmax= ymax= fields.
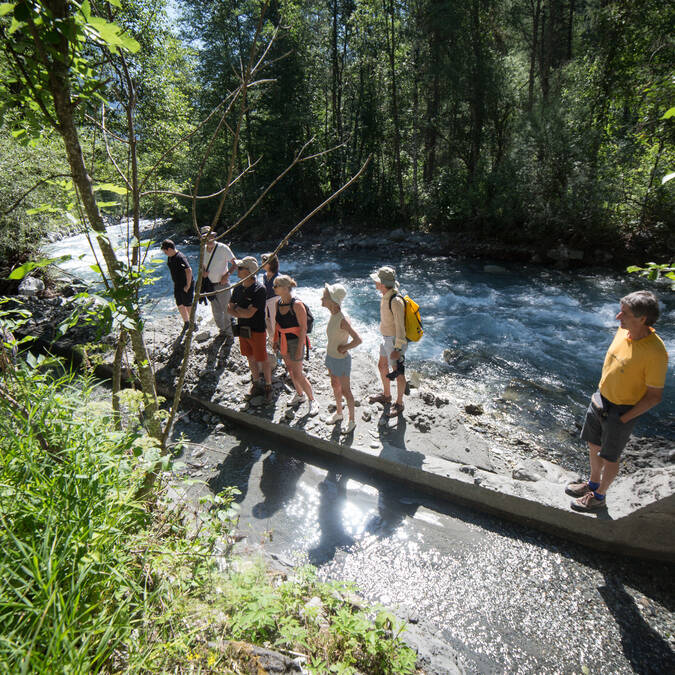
xmin=228 ymin=256 xmax=272 ymax=398
xmin=161 ymin=239 xmax=194 ymax=327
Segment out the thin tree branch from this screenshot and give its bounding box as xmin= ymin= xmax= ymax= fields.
xmin=101 ymin=105 xmax=133 ymax=191
xmin=2 ymin=173 xmax=72 ymax=215
xmin=83 ymin=113 xmax=130 ymax=144
xmin=140 ymin=156 xmax=261 ymax=200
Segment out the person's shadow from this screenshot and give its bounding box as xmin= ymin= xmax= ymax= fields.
xmin=251 ymin=451 xmax=305 ymax=519
xmin=307 ymin=471 xmax=355 ymax=565
xmin=598 ymin=574 xmax=675 ymax=673
xmin=208 ymin=441 xmax=262 ymax=504
xmin=367 ymin=416 xmax=425 ymax=538
xmin=198 ymin=333 xmax=233 ymax=401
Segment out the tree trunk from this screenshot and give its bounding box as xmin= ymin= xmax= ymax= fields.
xmin=45 ymin=0 xmax=163 ymax=443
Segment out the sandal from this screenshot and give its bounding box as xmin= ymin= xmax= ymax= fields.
xmin=264 ymin=384 xmax=273 ymax=401
xmin=368 ymin=393 xmax=392 ymax=405
xmin=387 ymin=403 xmax=405 ymax=418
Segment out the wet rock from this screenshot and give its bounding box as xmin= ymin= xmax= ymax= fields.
xmin=18 ymin=277 xmax=45 ymax=296
xmin=459 ymin=465 xmax=476 ymax=476
xmin=435 ymin=396 xmax=449 ymax=407
xmin=465 ymin=403 xmax=484 ymax=416
xmin=483 ymin=264 xmax=507 ymax=274
xmin=249 ymin=395 xmax=265 ymax=407
xmin=421 ymin=392 xmax=435 ymax=406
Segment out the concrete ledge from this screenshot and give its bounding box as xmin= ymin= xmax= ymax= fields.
xmin=175 ymin=388 xmax=675 ymax=563
xmin=21 ymin=330 xmax=674 ymax=563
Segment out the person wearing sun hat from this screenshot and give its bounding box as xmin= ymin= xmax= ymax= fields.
xmin=321 ymin=282 xmax=362 ymax=434
xmin=368 ymin=266 xmax=407 ymax=417
xmin=200 ymin=226 xmax=236 ymax=339
xmin=227 ymin=256 xmax=272 ymax=400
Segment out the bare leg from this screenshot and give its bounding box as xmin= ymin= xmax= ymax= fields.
xmin=283 ymin=354 xmax=304 ymax=395
xmin=246 ymin=355 xmax=260 ymax=382
xmin=340 ymin=375 xmax=354 ymax=421
xmin=178 ymin=304 xmax=190 ymax=322
xmin=331 ymin=374 xmax=343 ymax=415
xmin=377 ymin=355 xmax=391 ymax=398
xmin=395 ymin=373 xmax=406 ymax=406
xmin=288 ymin=359 xmax=314 ymax=400
xmin=588 ymin=442 xmax=603 ymax=484
xmin=260 ymin=358 xmax=272 ymax=386
xmin=598 ymin=458 xmax=620 ymax=495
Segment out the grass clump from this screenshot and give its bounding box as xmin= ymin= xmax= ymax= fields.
xmin=0 ymin=357 xmax=417 ymax=673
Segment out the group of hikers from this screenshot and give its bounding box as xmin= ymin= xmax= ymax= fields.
xmin=161 ymin=227 xmax=411 ymax=436
xmin=161 ymin=228 xmax=669 ymax=513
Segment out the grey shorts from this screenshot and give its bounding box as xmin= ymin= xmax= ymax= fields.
xmin=325 ymin=353 xmax=352 ymax=377
xmin=580 ymin=392 xmax=636 ymax=462
xmin=283 ymin=336 xmax=304 ymax=362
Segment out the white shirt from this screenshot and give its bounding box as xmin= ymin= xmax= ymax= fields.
xmin=204 ymin=242 xmax=235 ymax=283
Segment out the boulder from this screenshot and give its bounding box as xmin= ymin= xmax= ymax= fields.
xmin=18 ymin=277 xmax=45 ymax=297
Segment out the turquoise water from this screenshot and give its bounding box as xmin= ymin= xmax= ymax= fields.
xmin=46 ymin=223 xmax=674 ymax=451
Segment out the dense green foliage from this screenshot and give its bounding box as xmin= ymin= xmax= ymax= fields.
xmin=0 ymin=355 xmax=416 ymax=673
xmin=1 ymin=0 xmax=672 ymax=265
xmin=179 ymin=0 xmax=674 ymax=254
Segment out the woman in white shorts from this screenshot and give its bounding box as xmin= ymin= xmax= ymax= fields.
xmin=321 ymin=283 xmax=362 ymax=434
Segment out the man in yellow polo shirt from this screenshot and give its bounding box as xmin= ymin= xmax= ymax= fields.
xmin=566 ymin=290 xmax=668 ymax=511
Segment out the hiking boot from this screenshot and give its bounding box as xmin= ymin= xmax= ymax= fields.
xmin=387 ymin=402 xmax=405 ymax=418
xmin=571 ymin=492 xmax=606 ymax=512
xmin=244 ymin=382 xmax=260 ymax=399
xmin=565 ymin=481 xmax=592 ymax=498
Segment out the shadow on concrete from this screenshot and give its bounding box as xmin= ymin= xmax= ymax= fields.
xmin=208 ymin=440 xmax=262 ymax=504
xmin=308 ymin=471 xmax=355 ymax=566
xmin=598 ymin=575 xmax=675 ymax=674
xmin=252 ymin=450 xmax=305 ymax=519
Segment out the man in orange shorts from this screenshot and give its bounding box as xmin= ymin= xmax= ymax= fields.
xmin=228 ymin=256 xmax=272 ymax=400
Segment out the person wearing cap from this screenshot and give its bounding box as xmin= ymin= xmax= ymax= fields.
xmin=228 ymin=256 xmax=272 ymax=399
xmin=321 ymin=282 xmax=362 ymax=434
xmin=369 ymin=266 xmax=407 ymax=417
xmin=267 ymin=275 xmax=318 ymax=416
xmin=201 ymin=226 xmax=236 ymax=339
xmin=160 ymin=239 xmax=194 ymax=328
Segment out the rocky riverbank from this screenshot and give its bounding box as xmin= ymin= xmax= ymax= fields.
xmin=9 ymin=292 xmax=673 ymax=521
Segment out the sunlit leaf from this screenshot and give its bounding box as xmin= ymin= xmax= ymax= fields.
xmin=94 ymin=182 xmax=128 ymax=194
xmin=0 ymin=3 xmax=16 ymax=18
xmin=9 ymin=256 xmax=72 ymax=279
xmin=662 ymin=172 xmax=675 ymax=185
xmin=662 ymin=107 xmax=675 ymax=120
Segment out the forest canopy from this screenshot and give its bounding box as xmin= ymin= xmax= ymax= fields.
xmin=1 ymin=0 xmax=673 ymax=266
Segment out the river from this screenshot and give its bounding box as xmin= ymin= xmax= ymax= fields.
xmin=46 ymin=220 xmax=674 ymax=461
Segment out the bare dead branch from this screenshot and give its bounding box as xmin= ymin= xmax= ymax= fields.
xmin=83 ymin=113 xmax=129 ymax=144
xmin=140 ymin=155 xmax=261 ymax=201
xmin=101 ymin=105 xmax=133 ymax=191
